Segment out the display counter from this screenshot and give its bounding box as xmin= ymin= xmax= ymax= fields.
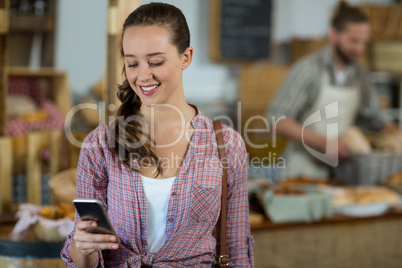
xmin=2 ymin=209 xmax=402 ymax=268
xmin=251 ymin=208 xmax=402 ymax=268
xmin=0 ymin=214 xmax=65 ymax=267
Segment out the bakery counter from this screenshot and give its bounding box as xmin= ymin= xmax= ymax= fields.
xmin=0 ymin=214 xmax=65 ymax=267
xmin=251 ymin=208 xmax=402 ymax=268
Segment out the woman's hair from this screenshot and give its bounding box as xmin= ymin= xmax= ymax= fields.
xmin=331 ymin=1 xmax=368 ymax=32
xmin=113 ymin=2 xmax=190 ymax=175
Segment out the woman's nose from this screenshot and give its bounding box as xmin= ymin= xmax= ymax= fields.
xmin=138 ymin=65 xmax=153 ymax=82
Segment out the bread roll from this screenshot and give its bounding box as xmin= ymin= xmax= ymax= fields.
xmin=341 ymin=127 xmax=371 ymax=153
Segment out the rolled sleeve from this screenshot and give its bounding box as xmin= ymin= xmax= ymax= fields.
xmin=61 ymin=241 xmax=103 ymax=268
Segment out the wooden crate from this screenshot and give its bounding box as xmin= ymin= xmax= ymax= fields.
xmin=239 ymin=64 xmax=289 ymax=113
xmin=7 ymin=67 xmax=72 ymax=116
xmin=290 ymin=38 xmax=370 ymax=65
xmin=360 ymin=4 xmax=402 ymax=41
xmin=239 ymin=64 xmax=289 ymax=159
xmin=370 ymin=41 xmax=402 ymax=74
xmin=0 ymin=35 xmax=7 ymax=136
xmin=8 ymin=0 xmax=57 ymax=67
xmin=105 ymin=0 xmax=140 ymax=113
xmin=1 ymin=67 xmax=70 ymax=213
xmin=0 ymin=129 xmax=63 ymax=214
xmin=290 ymin=38 xmax=327 ymax=63
xmin=0 ymin=0 xmax=9 ymax=136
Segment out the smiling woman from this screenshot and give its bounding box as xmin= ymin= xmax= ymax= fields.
xmin=115 ymin=4 xmax=194 ymax=178
xmin=60 ymin=2 xmax=254 ymax=268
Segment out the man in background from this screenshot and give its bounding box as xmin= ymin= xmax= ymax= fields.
xmin=267 ymin=1 xmax=394 ymax=179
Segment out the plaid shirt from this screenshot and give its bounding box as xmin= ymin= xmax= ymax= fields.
xmin=61 ymin=108 xmax=255 ymax=267
xmin=267 ymin=46 xmax=387 ymax=132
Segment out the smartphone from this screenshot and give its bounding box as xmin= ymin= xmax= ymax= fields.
xmin=73 ymin=198 xmax=120 ymax=243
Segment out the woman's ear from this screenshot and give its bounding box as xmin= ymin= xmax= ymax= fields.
xmin=181 ymin=47 xmax=193 ymax=70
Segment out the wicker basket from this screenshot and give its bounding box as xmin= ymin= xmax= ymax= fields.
xmin=334 ymin=152 xmax=402 ymax=185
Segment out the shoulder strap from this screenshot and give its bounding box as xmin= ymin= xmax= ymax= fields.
xmin=213 ymin=120 xmax=229 ymax=267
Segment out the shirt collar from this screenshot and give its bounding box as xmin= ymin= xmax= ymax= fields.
xmin=129 ymin=104 xmax=207 ymax=173
xmin=188 ymin=104 xmax=210 ymax=130
xmin=321 ymin=45 xmax=358 ymax=85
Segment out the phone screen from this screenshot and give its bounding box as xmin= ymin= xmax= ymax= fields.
xmin=73 ymin=199 xmax=120 ymax=243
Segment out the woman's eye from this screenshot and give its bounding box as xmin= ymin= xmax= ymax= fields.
xmin=150 ymin=61 xmax=164 ymax=67
xmin=127 ymin=63 xmax=138 ymax=68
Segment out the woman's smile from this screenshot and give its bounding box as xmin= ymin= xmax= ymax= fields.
xmin=139 ymin=83 xmax=161 ymax=96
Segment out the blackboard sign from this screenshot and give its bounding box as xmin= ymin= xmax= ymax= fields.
xmin=210 ymin=0 xmax=272 ymax=61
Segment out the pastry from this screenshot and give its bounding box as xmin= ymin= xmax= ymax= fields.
xmin=341 ymin=126 xmax=372 ymax=153
xmin=38 ymin=206 xmax=65 ymax=220
xmin=321 ymin=185 xmax=400 ymax=207
xmin=371 ymin=128 xmax=402 ymax=152
xmin=281 ymin=176 xmax=327 ymax=187
xmin=388 ymin=172 xmax=402 ymax=184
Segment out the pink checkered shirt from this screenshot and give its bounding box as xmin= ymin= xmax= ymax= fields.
xmin=61 ymin=108 xmax=255 ymax=267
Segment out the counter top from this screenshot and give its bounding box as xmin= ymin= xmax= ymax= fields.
xmin=251 ymin=208 xmax=402 ymax=231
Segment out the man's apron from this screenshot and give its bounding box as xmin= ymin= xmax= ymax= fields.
xmin=281 ymin=71 xmax=361 ymax=179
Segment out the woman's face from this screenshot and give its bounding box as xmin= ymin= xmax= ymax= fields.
xmin=122 ymin=25 xmax=192 ymax=107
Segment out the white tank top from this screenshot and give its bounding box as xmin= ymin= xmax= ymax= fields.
xmin=140 ymin=175 xmax=176 ymax=253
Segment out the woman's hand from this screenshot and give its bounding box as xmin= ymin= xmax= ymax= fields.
xmin=73 ymin=220 xmax=119 ymax=256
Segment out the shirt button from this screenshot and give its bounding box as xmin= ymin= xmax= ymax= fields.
xmin=168 ymin=217 xmax=174 ymax=222
xmin=171 ymin=192 xmax=176 ymax=196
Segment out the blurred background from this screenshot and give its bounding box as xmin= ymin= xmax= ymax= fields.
xmin=1 ymin=0 xmax=402 ymax=267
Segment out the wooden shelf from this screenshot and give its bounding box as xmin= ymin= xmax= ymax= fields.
xmin=0 ymin=1 xmax=9 ymax=136
xmin=7 ymin=67 xmax=72 ymax=116
xmin=9 ymin=14 xmax=54 ymax=32
xmin=8 ymin=66 xmax=64 ymax=77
